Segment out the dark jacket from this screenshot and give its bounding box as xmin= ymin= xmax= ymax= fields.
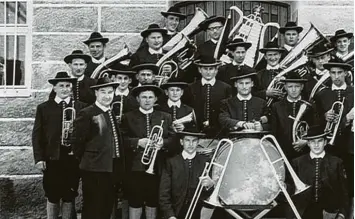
xmin=129 ymin=47 xmax=164 ymax=68
xmin=32 ymin=99 xmax=87 ymax=163
xmin=255 ymin=68 xmax=282 ymax=100
xmin=111 ymin=92 xmax=139 ymax=121
xmin=217 ymin=64 xmax=255 ymax=87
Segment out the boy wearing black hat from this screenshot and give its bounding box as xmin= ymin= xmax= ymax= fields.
xmin=82 ymin=32 xmax=109 ymax=77
xmin=184 ymin=56 xmax=231 ymax=136
xmin=219 ymin=69 xmax=268 ymax=132
xmin=279 ymin=21 xmax=303 ymax=58
xmin=331 ymin=29 xmax=354 ymax=62
xmin=32 ymin=72 xmax=87 ymax=219
xmin=217 ymin=38 xmax=256 ymax=86
xmin=130 ymin=24 xmax=167 ymax=68
xmin=287 ymin=125 xmax=348 ymax=219
xmin=159 ymin=129 xmax=214 ymax=219
xmin=270 ymin=71 xmax=313 ymax=160
xmin=73 ymin=78 xmax=125 ymax=219
xmin=120 ymin=84 xmax=175 ymax=219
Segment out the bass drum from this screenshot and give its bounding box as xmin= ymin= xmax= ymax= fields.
xmin=212 ymin=138 xmax=285 ymax=206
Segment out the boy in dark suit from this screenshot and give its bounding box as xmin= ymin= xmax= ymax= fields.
xmin=32 ymin=72 xmax=87 ymax=219
xmin=288 ymin=125 xmax=348 ymax=219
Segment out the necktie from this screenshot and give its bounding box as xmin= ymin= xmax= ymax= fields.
xmin=146 ymin=113 xmax=150 ymax=137
xmin=242 ymin=100 xmax=248 ymax=121
xmin=172 ymin=105 xmax=177 ymax=121
xmin=205 ymin=84 xmax=211 ymax=122
xmin=108 ymin=110 xmax=120 ymax=157
xmin=314 ymin=158 xmax=321 ymax=202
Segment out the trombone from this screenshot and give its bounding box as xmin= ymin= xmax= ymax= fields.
xmin=185 ymin=139 xmax=234 ymax=219
xmin=141 ymin=120 xmax=164 ymax=174
xmin=61 ymin=101 xmax=76 ymax=155
xmin=324 ymin=98 xmax=345 ymax=145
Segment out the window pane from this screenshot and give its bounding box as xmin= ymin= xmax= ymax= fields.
xmin=0 ymin=1 xmax=27 ymax=25
xmin=0 ymin=34 xmax=25 ymax=85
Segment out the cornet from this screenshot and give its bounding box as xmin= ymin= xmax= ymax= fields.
xmin=141 ymin=120 xmax=164 ymax=174
xmin=61 ymin=101 xmax=76 ymax=154
xmin=111 ymin=99 xmax=123 ymax=124
xmin=325 ymin=98 xmax=345 ymax=145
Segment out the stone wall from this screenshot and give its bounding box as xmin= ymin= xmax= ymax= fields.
xmin=0 ymin=0 xmax=168 ymax=218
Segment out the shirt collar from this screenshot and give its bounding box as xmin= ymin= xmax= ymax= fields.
xmin=201 ymin=78 xmax=216 ymax=86
xmin=336 ymin=51 xmax=348 ymax=59
xmin=232 ymin=60 xmax=244 ymax=66
xmin=237 ymin=93 xmax=252 ymax=101
xmin=315 ymin=68 xmax=325 ymax=76
xmin=148 ymin=47 xmax=163 ymax=55
xmin=115 ymin=88 xmax=129 ymax=96
xmin=210 ymin=39 xmax=218 ymax=44
xmin=92 ymin=56 xmax=105 ymax=64
xmin=266 ymin=64 xmax=280 ymax=70
xmin=310 ymin=151 xmax=325 ymax=159
xmin=54 ymin=96 xmax=71 ymax=104
xmin=163 ymin=27 xmax=176 ymax=36
xmin=95 ymin=101 xmax=110 ymax=112
xmin=182 ymin=150 xmax=196 ymax=160
xmin=287 ymin=96 xmax=301 ymax=103
xmin=332 ymin=83 xmax=347 ymax=91
xmin=168 ymin=99 xmax=181 ymax=108
xmin=139 ymin=107 xmax=153 ymax=114
xmin=283 ymin=44 xmax=293 ymax=51
xmin=77 ymin=74 xmax=85 ymax=81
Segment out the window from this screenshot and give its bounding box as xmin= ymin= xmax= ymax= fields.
xmin=0 ymin=0 xmax=32 ymax=97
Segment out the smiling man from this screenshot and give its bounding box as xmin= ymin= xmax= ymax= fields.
xmin=160 ymin=6 xmax=186 ymax=43
xmin=330 ymin=29 xmax=354 ymax=60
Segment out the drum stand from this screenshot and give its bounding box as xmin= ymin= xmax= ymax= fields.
xmin=223 ymin=201 xmax=277 ymax=219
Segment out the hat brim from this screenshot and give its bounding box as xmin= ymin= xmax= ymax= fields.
xmin=230 ymin=72 xmax=257 ymax=81
xmin=194 ymin=60 xmax=222 ymax=67
xmin=90 ymin=82 xmax=120 ymax=90
xmin=48 ymin=78 xmax=77 ymax=85
xmin=177 ymin=131 xmax=205 ymax=137
xmin=83 ymin=38 xmax=109 ymax=45
xmin=141 ymin=28 xmax=168 ymax=38
xmin=161 ymin=11 xmax=186 ymax=19
xmin=199 ymin=17 xmax=226 ymax=30
xmin=103 ymin=69 xmax=136 ymax=77
xmin=323 ymin=62 xmax=353 ymax=71
xmin=259 ymin=47 xmax=286 ymax=54
xmin=330 ymin=33 xmax=354 ymax=43
xmin=308 ymin=48 xmax=334 ymax=58
xmin=161 ymin=82 xmax=188 ymax=90
xmin=64 ymin=54 xmax=91 ymax=64
xmin=303 ymin=132 xmax=329 ymax=140
xmin=132 ymin=64 xmax=159 ymax=74
xmin=131 ymin=85 xmax=163 ymax=97
xmin=227 ymin=42 xmax=252 ymax=50
xmin=279 ymin=26 xmax=303 ymax=34
xmin=281 ymin=79 xmax=308 ymax=83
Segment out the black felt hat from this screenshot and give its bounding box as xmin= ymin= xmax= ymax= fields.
xmin=48 ymin=71 xmax=77 ymax=85
xmin=160 ymin=77 xmax=188 ymax=90
xmin=226 ymin=38 xmax=252 ymax=50
xmin=198 ymin=16 xmax=226 ymax=31
xmin=280 ymin=71 xmax=308 ymax=83
xmin=330 ymin=29 xmax=354 ymax=43
xmin=132 ymin=63 xmax=159 ymax=75
xmin=323 ymin=58 xmax=353 ymax=71
xmin=131 ymin=84 xmax=163 ymax=97
xmin=64 ymin=50 xmax=91 ymax=64
xmin=230 ymin=67 xmax=257 ymax=81
xmin=177 ymin=127 xmax=205 ymax=137
xmin=90 ymin=77 xmax=119 ymax=90
xmin=83 ymin=32 xmax=109 ymax=45
xmin=141 ymin=24 xmax=168 ymax=38
xmin=303 ymin=125 xmax=330 ymax=140
xmin=194 ymin=56 xmax=221 ymax=67
xmin=259 ymin=41 xmax=286 ymax=53
xmin=279 ymin=21 xmax=303 ymax=34
xmin=308 ymin=43 xmax=333 ymax=58
xmin=161 ymin=6 xmax=186 ymax=19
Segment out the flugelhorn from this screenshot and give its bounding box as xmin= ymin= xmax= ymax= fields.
xmin=289 ymin=100 xmax=312 ymax=142
xmin=141 ymin=120 xmax=164 ymax=174
xmin=61 ymin=100 xmax=76 ymax=153
xmin=111 ymin=99 xmax=123 ymax=124
xmin=184 ymin=139 xmax=234 ymax=219
xmin=325 ymin=98 xmax=345 ymax=145
xmin=156 ymin=60 xmax=178 ymax=86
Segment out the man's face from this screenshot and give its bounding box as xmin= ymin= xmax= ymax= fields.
xmin=311 ymin=54 xmax=330 ymax=71
xmin=136 ymin=90 xmax=157 ymax=111
xmin=231 ymin=47 xmax=246 ymax=64
xmin=235 ymin=77 xmax=253 ymax=96
xmin=336 ymin=37 xmax=351 ymax=53
xmin=198 ymin=66 xmax=218 ymax=81
xmin=165 ymin=86 xmax=183 ymax=102
xmin=329 ymin=67 xmax=347 ymax=87
xmin=88 ymin=41 xmax=105 ymax=60
xmin=146 ymin=32 xmax=163 ymax=50
xmin=308 ymin=137 xmax=327 ymax=155
xmin=136 ymin=69 xmax=154 ymax=84
xmin=69 ymin=58 xmax=87 ymax=77
xmin=95 ymin=86 xmax=115 ymax=107
xmin=284 ymin=30 xmax=299 ymax=46
xmin=114 ymin=74 xmax=132 ymax=91
xmin=180 ymin=135 xmax=199 ymax=155
xmin=53 ymin=81 xmax=72 ymax=99
xmin=165 ymin=15 xmax=180 ymax=33
xmin=285 ymin=82 xmax=303 ymax=99
xmin=207 ymin=21 xmax=223 ymax=40
xmin=265 ymin=51 xmax=281 ymax=67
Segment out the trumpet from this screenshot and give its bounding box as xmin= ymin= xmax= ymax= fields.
xmin=325 ymin=98 xmax=345 ymax=145
xmin=141 ymin=120 xmax=164 ymax=174
xmin=111 ymin=99 xmax=123 ymax=124
xmin=289 ymin=100 xmax=312 ymax=142
xmin=185 ymin=139 xmax=234 ymax=219
xmin=156 ymin=60 xmax=178 ymax=86
xmin=61 ymin=101 xmax=76 ymax=154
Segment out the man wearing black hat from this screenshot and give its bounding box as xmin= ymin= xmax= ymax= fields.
xmin=129 ymin=24 xmax=167 ymax=68
xmin=279 ymin=21 xmax=303 ymax=58
xmin=287 ymin=125 xmax=348 ymax=219
xmin=331 ymin=29 xmax=354 ymax=62
xmin=83 ymin=32 xmax=109 ymax=77
xmin=132 ymin=63 xmax=159 ymax=87
xmin=184 ymin=56 xmax=231 ymax=137
xmin=219 ymin=69 xmax=268 ymax=132
xmin=120 ymin=84 xmax=175 ymax=219
xmin=73 ymin=78 xmax=125 ymax=219
xmin=217 ymin=38 xmax=256 ymax=86
xmin=159 ymin=129 xmax=214 ymax=219
xmin=196 ymin=16 xmax=226 ymax=58
xmin=270 ymin=71 xmax=314 ymax=160
xmin=32 ymin=72 xmax=87 ymax=219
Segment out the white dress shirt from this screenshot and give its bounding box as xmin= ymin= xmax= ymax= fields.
xmin=310 ymin=151 xmax=325 ymax=159
xmin=201 ymin=78 xmax=216 ymax=86
xmin=168 ymin=99 xmax=181 ymax=108
xmin=54 ymin=96 xmax=71 ymax=104
xmin=332 ymin=83 xmax=347 ymax=90
xmin=95 ymin=101 xmax=110 ymax=112
xmin=182 ymin=150 xmax=196 ymax=160
xmin=139 ymin=107 xmax=153 ymax=114
xmin=237 ymin=93 xmax=252 ymax=101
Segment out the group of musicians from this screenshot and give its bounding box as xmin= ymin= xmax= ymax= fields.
xmin=31 ymin=5 xmax=354 ymax=219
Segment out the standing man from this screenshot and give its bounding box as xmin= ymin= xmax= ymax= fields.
xmin=83 ymin=32 xmax=109 ymax=77
xmin=120 ymin=84 xmax=175 ymax=219
xmin=279 ymin=21 xmax=303 ymax=59
xmin=217 ymin=38 xmax=255 ymax=86
xmin=184 ymin=56 xmax=231 ymax=137
xmin=74 ymin=77 xmax=125 ymax=219
xmin=32 ymin=72 xmax=87 ymax=219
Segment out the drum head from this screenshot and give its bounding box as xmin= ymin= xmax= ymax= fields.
xmin=212 ymin=138 xmax=285 ymax=206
